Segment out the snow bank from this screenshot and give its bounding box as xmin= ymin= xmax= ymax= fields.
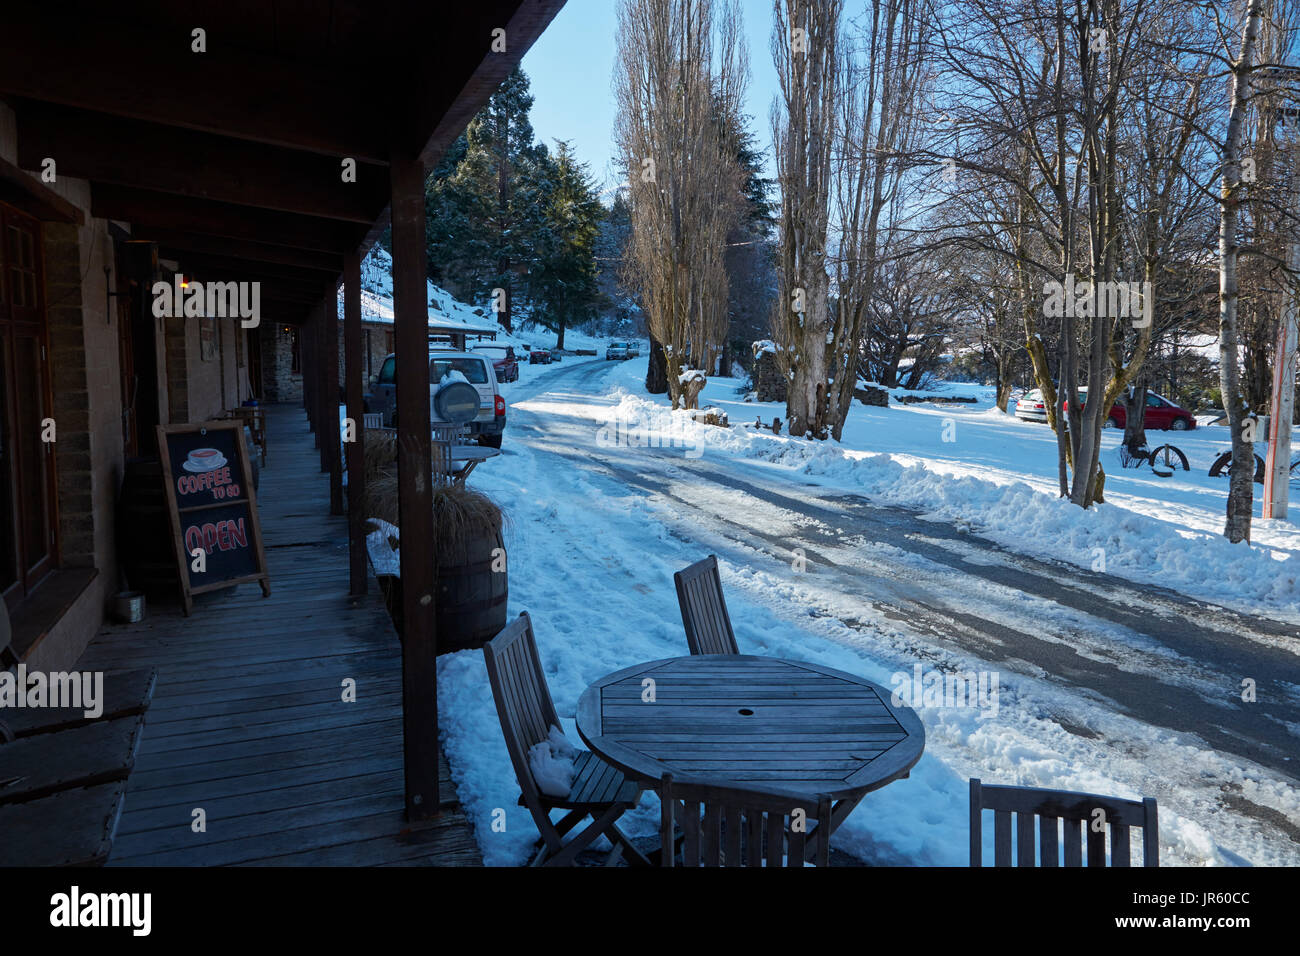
xmin=598 ymin=390 xmax=1298 ymax=616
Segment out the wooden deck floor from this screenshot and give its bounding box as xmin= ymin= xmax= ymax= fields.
xmin=79 ymin=404 xmax=481 ymax=866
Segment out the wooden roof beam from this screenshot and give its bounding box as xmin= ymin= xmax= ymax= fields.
xmin=0 ymin=14 xmax=389 ymax=161
xmin=0 ymin=154 xmax=84 ymax=224
xmin=407 ymin=1 xmax=567 ymax=166
xmin=93 ymin=186 xmax=365 ymax=254
xmin=131 ymin=229 xmax=346 ymax=274
xmin=15 ymin=104 xmax=389 ymax=224
xmin=156 ymin=250 xmax=340 ymax=287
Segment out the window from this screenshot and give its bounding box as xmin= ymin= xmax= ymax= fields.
xmin=378 ymin=356 xmax=396 ymax=384
xmin=430 ymin=358 xmax=488 ymax=384
xmin=289 ymin=327 xmax=301 ymax=374
xmin=0 ymin=203 xmax=56 ymax=605
xmin=1146 ymin=394 xmax=1165 ymax=408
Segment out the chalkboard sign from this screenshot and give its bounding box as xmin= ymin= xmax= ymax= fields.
xmin=156 ymin=420 xmax=271 ymax=614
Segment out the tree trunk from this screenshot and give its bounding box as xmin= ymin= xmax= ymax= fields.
xmin=995 ymin=379 xmax=1013 ymax=414
xmin=645 ymin=334 xmax=668 ymax=395
xmin=556 ymin=320 xmax=566 ymax=351
xmin=1122 ymin=383 xmax=1149 ymax=456
xmin=1220 ymin=0 xmax=1266 ymax=543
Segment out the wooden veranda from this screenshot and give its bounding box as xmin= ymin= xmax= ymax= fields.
xmin=0 ymin=0 xmax=566 ymax=823
xmin=79 ymin=406 xmax=479 ymax=864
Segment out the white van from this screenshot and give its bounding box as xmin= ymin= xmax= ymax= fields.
xmin=365 ymin=350 xmax=507 ymax=447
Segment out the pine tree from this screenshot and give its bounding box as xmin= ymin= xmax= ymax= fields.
xmin=723 ymin=112 xmax=777 ymax=377
xmin=530 ymin=142 xmax=603 ymax=349
xmin=425 ymin=68 xmax=551 ymax=331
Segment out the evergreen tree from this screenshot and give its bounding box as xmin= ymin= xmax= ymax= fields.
xmin=722 ymin=112 xmax=777 ymax=376
xmin=595 ymin=189 xmax=638 ymax=334
xmin=425 ymin=68 xmax=550 ymax=331
xmin=530 ymin=142 xmax=603 ymax=349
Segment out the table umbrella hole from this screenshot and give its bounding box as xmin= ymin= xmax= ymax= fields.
xmin=738 ymin=708 xmax=754 ymax=716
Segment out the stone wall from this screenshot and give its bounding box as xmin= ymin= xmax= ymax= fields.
xmin=751 ymin=344 xmax=788 ymax=404
xmin=261 ymin=322 xmax=303 ymax=403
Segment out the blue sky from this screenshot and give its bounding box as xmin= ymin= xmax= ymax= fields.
xmin=522 ymin=0 xmax=782 ymax=197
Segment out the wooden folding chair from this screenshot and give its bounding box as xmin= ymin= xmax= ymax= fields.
xmin=484 ymin=613 xmax=651 ymax=867
xmin=970 ymin=779 xmax=1159 ymax=866
xmin=659 ymin=773 xmax=832 ymax=867
xmin=673 ymin=555 xmax=739 ymax=655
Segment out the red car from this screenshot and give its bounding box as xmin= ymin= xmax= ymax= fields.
xmin=473 ymin=345 xmax=519 ymax=383
xmin=1069 ymin=388 xmax=1197 ymax=431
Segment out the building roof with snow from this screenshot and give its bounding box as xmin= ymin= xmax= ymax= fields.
xmin=337 ymin=245 xmax=501 ymax=336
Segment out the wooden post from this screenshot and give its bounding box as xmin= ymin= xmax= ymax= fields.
xmin=344 ymin=251 xmax=368 ymax=595
xmin=317 ymin=303 xmax=331 ymax=470
xmin=392 ymin=153 xmax=440 ymax=820
xmin=303 ymin=316 xmax=317 ymax=439
xmin=323 ymin=288 xmax=344 ymax=514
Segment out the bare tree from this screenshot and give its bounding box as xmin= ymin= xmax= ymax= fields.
xmin=1218 ymin=0 xmax=1268 ymax=542
xmin=770 ymin=0 xmax=929 ymax=440
xmin=932 ymin=0 xmax=1152 ymax=506
xmin=861 ymin=240 xmax=962 ymax=389
xmin=831 ymin=0 xmax=931 ymax=437
xmin=615 ymin=0 xmax=748 ymax=409
xmin=771 ymin=0 xmax=843 ymax=437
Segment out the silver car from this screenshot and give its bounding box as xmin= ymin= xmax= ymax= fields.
xmin=1014 ymin=389 xmax=1049 ymax=423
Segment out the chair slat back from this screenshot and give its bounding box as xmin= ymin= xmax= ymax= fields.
xmin=484 ymin=613 xmax=563 ymax=811
xmin=970 ymin=779 xmax=1159 ymax=867
xmin=660 ymin=774 xmax=832 ymax=867
xmin=0 ymin=602 xmax=15 ymax=669
xmin=673 ymin=556 xmax=738 ymax=656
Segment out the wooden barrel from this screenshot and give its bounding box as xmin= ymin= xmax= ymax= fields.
xmin=434 ymin=526 xmax=507 ymax=654
xmin=116 ymin=457 xmax=180 ymax=598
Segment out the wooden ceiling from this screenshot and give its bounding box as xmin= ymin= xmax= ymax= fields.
xmin=0 ymin=0 xmax=566 ymax=324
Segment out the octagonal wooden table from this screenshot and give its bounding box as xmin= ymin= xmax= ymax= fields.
xmin=576 ymin=654 xmax=925 ymax=858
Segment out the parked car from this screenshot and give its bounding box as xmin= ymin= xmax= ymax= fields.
xmin=1069 ymin=387 xmax=1196 ymax=431
xmin=1098 ymin=389 xmax=1196 ymax=431
xmin=364 ymin=350 xmax=507 ymax=447
xmin=625 ymin=341 xmax=640 ymax=358
xmin=606 ymin=341 xmax=632 ymax=360
xmin=526 ymin=345 xmax=552 ymax=365
xmin=472 ymin=344 xmax=520 ymax=383
xmin=1014 ymin=389 xmax=1049 ymax=423
xmin=1018 ymin=385 xmax=1197 ymax=432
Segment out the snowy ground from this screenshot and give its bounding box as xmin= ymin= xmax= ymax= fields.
xmin=431 ymin=350 xmax=1298 ymax=868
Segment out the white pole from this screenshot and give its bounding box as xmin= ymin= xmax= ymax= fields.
xmin=1265 ymin=145 xmax=1300 ymax=520
xmin=1264 ymin=307 xmax=1296 ymax=517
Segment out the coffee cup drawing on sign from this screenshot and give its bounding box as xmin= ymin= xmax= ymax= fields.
xmin=183 ymin=447 xmax=228 ymax=473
